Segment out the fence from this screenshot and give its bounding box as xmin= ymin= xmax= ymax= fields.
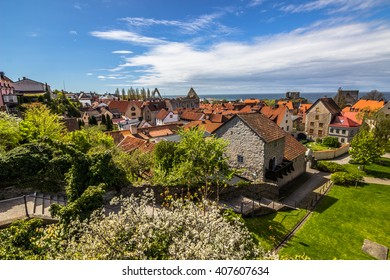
xmin=0 ymin=193 xmax=66 ymax=228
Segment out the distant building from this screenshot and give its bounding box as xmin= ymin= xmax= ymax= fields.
xmin=165 ymin=87 xmax=200 ymax=111
xmin=328 ymin=115 xmax=360 ymax=144
xmin=260 ymin=105 xmax=293 ymax=133
xmin=0 ymin=72 xmax=16 ymax=112
xmin=285 ymin=91 xmax=300 ymax=99
xmin=13 ymin=77 xmax=52 ymax=102
xmin=305 ymin=98 xmax=341 ymax=139
xmin=333 ymin=88 xmax=359 ymax=108
xmin=155 ymin=109 xmax=179 ymax=125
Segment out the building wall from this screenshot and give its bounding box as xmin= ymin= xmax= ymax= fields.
xmin=263 ymin=139 xmax=285 ymax=173
xmin=378 ymin=101 xmax=390 ymax=118
xmin=215 ymin=117 xmax=266 ymax=181
xmin=328 ymin=126 xmax=358 ymax=143
xmin=279 ymin=110 xmax=294 ymax=133
xmin=125 ymin=104 xmax=142 ymax=120
xmin=305 ymin=102 xmax=333 ymax=139
xmin=273 ymin=154 xmax=306 ymax=187
xmin=156 ymin=112 xmax=179 ymax=125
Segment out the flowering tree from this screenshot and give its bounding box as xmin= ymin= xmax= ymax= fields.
xmin=43 ymin=192 xmax=262 ymax=260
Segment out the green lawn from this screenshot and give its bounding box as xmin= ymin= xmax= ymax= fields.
xmin=279 ymin=183 xmax=390 ymax=260
xmin=244 ymin=208 xmax=307 ymax=252
xmin=305 ymin=142 xmax=336 ymax=151
xmin=343 ymin=157 xmax=390 ymax=179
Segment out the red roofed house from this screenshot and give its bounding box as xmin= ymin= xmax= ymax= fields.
xmin=156 ymin=109 xmax=179 ymax=125
xmin=328 ymin=115 xmax=360 ymax=144
xmin=142 ymin=100 xmax=166 ymax=125
xmin=184 ymin=120 xmax=222 ymax=134
xmin=180 ymin=110 xmax=205 ymax=122
xmin=260 ymin=105 xmax=293 ymax=133
xmin=214 ymin=112 xmax=306 ymax=191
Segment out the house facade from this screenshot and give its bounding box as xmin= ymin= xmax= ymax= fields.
xmin=328 ymin=115 xmax=360 ymax=144
xmin=305 ymin=98 xmax=341 ymax=139
xmin=0 ymin=72 xmax=16 ymax=111
xmin=214 ymin=113 xmax=306 ymax=188
xmin=155 ymin=109 xmax=179 ymax=125
xmin=260 ymin=105 xmax=294 ymax=133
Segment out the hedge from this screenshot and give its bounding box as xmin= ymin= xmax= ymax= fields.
xmin=316 ymin=161 xmax=346 ymax=173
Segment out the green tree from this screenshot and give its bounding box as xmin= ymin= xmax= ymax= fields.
xmin=362 ymin=90 xmax=384 ymax=101
xmin=349 ymin=128 xmax=384 ymax=170
xmin=0 ymin=112 xmax=22 ymax=152
xmin=20 ymin=104 xmax=66 ymax=142
xmin=106 ymin=115 xmax=113 ymax=131
xmin=101 ymin=114 xmax=107 ymax=125
xmin=66 ymin=126 xmax=114 ymax=154
xmin=116 ymin=149 xmax=153 ymax=184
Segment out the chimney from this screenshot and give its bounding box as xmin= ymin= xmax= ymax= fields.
xmin=23 ymin=77 xmax=26 ymax=80
xmin=129 ymin=124 xmax=138 ymax=135
xmin=0 ymin=72 xmax=4 ymax=79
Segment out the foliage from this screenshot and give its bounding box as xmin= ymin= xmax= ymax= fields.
xmin=0 ymin=142 xmax=72 ymax=189
xmin=153 ymin=127 xmax=233 ymax=200
xmin=0 ymin=112 xmax=22 ymax=152
xmin=316 ymin=161 xmax=345 ymax=173
xmin=45 ymin=193 xmax=261 ymax=260
xmin=0 ymin=219 xmax=45 ymax=260
xmin=115 ymin=149 xmax=153 ymax=184
xmin=322 ymin=136 xmax=340 ymax=148
xmin=19 ymin=103 xmax=66 ymax=142
xmin=330 ymin=172 xmax=363 ymax=186
xmin=50 ymin=184 xmax=105 ymax=224
xmin=370 ymin=111 xmax=390 ymax=153
xmin=65 ymin=126 xmax=114 ymax=153
xmin=106 ymin=115 xmax=113 ymax=131
xmin=349 ymin=128 xmax=384 ymax=170
xmin=46 ymin=90 xmax=81 ymax=117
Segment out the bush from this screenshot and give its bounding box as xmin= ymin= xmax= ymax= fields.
xmin=316 ymin=161 xmax=346 ymax=173
xmin=322 ymin=137 xmax=340 ymax=148
xmin=331 ymin=172 xmax=363 ymax=186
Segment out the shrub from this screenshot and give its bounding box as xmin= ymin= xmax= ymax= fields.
xmin=316 ymin=161 xmax=346 ymax=173
xmin=331 ymin=172 xmax=363 ymax=186
xmin=322 ymin=136 xmax=340 ymax=148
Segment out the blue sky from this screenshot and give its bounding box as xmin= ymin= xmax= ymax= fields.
xmin=2 ymin=0 xmax=390 ymax=95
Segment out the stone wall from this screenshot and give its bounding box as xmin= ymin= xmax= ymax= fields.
xmin=264 ymin=138 xmax=285 ymax=171
xmin=312 ymin=144 xmax=350 ymax=160
xmin=215 ymin=117 xmax=266 ymax=181
xmin=305 ymin=101 xmax=333 ymax=139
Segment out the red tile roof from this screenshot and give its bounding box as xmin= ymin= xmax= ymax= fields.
xmin=350 ymin=99 xmax=385 ymax=112
xmin=180 ymin=111 xmax=204 ymax=121
xmin=330 ymin=115 xmax=361 ymax=128
xmin=341 ymin=111 xmax=363 ymax=125
xmin=260 ymin=106 xmax=288 ymax=126
xmin=118 ymin=136 xmax=155 ymax=153
xmin=184 ymin=120 xmax=223 ymax=134
xmin=236 ymin=113 xmax=286 ymax=143
xmin=156 ymin=108 xmax=170 ymax=120
xmin=107 ymin=100 xmax=132 ymax=115
xmin=277 ymin=100 xmax=294 ymax=110
xmin=284 ymin=133 xmax=307 ymax=161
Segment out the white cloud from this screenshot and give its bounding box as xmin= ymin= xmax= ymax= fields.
xmin=90 ymin=30 xmax=165 ymax=45
xmin=248 ymin=0 xmax=265 ymax=7
xmin=69 ymin=30 xmax=78 ymax=35
xmin=281 ymin=0 xmax=385 ymax=14
xmin=105 ymin=22 xmax=390 ymax=92
xmin=86 ymin=73 xmax=93 ymax=76
xmin=74 ymin=3 xmax=82 ymax=10
xmin=112 ymin=50 xmax=133 ymax=54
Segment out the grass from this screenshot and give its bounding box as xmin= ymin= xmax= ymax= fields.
xmin=343 ymin=157 xmax=390 ymax=179
xmin=279 ymin=183 xmax=390 ymax=260
xmin=244 ymin=208 xmax=307 ymax=252
xmin=305 ymin=142 xmax=336 ymax=151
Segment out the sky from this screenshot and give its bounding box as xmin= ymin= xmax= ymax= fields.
xmin=2 ymin=0 xmax=390 ymax=95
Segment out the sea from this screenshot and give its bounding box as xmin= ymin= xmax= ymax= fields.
xmin=193 ymin=92 xmax=390 ymax=104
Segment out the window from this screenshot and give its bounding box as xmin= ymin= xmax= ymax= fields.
xmin=319 ymin=123 xmax=323 ymax=128
xmin=310 ymin=122 xmax=314 ymax=126
xmin=342 ymin=130 xmax=346 ymax=134
xmin=237 ymin=155 xmax=244 ymax=163
xmin=336 ymin=129 xmax=340 ymax=134
xmin=286 ymin=125 xmax=289 ymax=131
xmin=315 ymin=115 xmax=319 ymax=120
xmin=131 ymin=107 xmax=136 ymax=111
xmin=285 ymin=120 xmax=288 ymax=123
xmin=131 ymin=113 xmax=136 ymax=116
xmin=309 ymin=129 xmax=314 ymax=134
xmin=330 ymin=128 xmax=334 ymax=133
xmin=318 ymin=130 xmax=323 ymax=137
xmin=341 ymin=138 xmax=345 ymax=143
xmin=316 ymin=107 xmax=320 ymax=113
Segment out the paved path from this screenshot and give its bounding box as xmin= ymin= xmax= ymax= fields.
xmin=282 ymin=167 xmax=330 ymax=208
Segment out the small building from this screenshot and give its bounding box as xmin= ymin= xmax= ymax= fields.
xmin=214 ymin=113 xmax=306 ymax=188
xmin=0 ymin=72 xmax=16 ymax=112
xmin=155 ymin=109 xmax=179 ymax=125
xmin=13 ymin=76 xmax=52 ymax=103
xmin=108 ymin=100 xmax=143 ymax=120
xmin=305 ymin=98 xmax=341 ymax=139
xmin=328 ymin=115 xmax=360 ymax=144
xmin=260 ymin=105 xmax=294 ymax=133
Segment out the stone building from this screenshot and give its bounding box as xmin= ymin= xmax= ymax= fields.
xmin=214 ymin=113 xmax=306 ymax=188
xmin=107 ymin=100 xmax=143 ymax=120
xmin=260 ymin=105 xmax=294 ymax=133
xmin=305 ymin=98 xmax=341 ymax=139
xmin=0 ymin=72 xmax=16 ymax=112
xmin=165 ymin=87 xmax=200 ymax=110
xmin=333 ymin=88 xmax=359 ymax=108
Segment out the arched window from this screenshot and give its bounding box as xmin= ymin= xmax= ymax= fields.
xmin=269 ymin=157 xmax=276 ymax=170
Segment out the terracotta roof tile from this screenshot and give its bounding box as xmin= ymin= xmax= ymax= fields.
xmin=156 ymin=108 xmax=170 ymax=120
xmin=330 ymin=115 xmax=361 ymax=127
xmin=180 ymin=111 xmax=204 ymax=121
xmin=351 ymin=99 xmax=385 ymax=112
xmin=184 ymin=120 xmax=222 ymax=133
xmin=118 ymin=136 xmax=155 ymax=153
xmin=237 ymin=113 xmax=286 ymax=143
xmin=284 ymin=133 xmax=307 ymax=161
xmin=260 ymin=106 xmax=288 ymax=126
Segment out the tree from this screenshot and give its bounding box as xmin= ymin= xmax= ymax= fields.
xmin=20 ymin=104 xmax=66 ymax=142
xmin=153 ymin=127 xmax=233 ymax=200
xmin=66 ymin=126 xmax=114 ymax=154
xmin=106 ymin=115 xmax=113 ymax=131
xmin=349 ymin=128 xmax=384 ymax=170
xmin=116 ymin=149 xmax=153 ymax=184
xmin=121 ymin=88 xmax=126 ymax=100
xmin=44 ymin=193 xmax=261 ymax=260
xmin=101 ymin=114 xmax=107 ymax=125
xmin=362 ymin=90 xmax=384 ymax=101
xmin=0 ymin=112 xmax=22 ymax=152
xmin=370 ymin=111 xmax=390 ymax=152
